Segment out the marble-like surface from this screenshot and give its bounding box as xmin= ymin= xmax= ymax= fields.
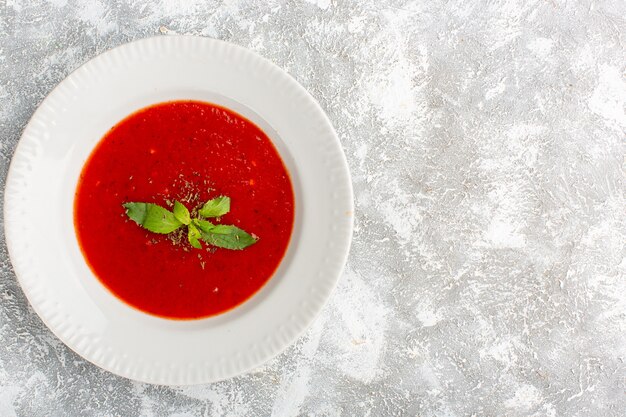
xmin=1 ymin=0 xmax=625 ymax=415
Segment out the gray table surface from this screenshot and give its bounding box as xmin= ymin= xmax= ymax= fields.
xmin=1 ymin=0 xmax=625 ymax=416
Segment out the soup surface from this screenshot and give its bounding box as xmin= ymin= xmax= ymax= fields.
xmin=74 ymin=100 xmax=295 ymax=319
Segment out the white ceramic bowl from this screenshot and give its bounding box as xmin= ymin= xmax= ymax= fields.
xmin=4 ymin=36 xmax=353 ymax=384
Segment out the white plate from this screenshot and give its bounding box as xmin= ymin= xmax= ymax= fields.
xmin=4 ymin=36 xmax=353 ymax=384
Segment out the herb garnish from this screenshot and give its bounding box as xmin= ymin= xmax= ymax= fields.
xmin=123 ymin=196 xmax=258 ymax=250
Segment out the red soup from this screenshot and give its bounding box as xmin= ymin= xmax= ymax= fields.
xmin=74 ymin=101 xmax=295 ymax=319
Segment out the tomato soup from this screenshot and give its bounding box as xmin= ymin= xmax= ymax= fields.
xmin=74 ymin=101 xmax=295 ymax=319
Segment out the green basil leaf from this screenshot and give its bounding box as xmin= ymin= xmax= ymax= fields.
xmin=198 ymin=224 xmax=258 ymax=250
xmin=193 ymin=218 xmax=215 ymax=233
xmin=173 ymin=201 xmax=191 ymax=225
xmin=188 ymin=222 xmax=202 ymax=249
xmin=198 ymin=196 xmax=230 ymax=218
xmin=123 ymin=202 xmax=147 ymax=224
xmin=123 ymin=202 xmax=183 ymax=234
